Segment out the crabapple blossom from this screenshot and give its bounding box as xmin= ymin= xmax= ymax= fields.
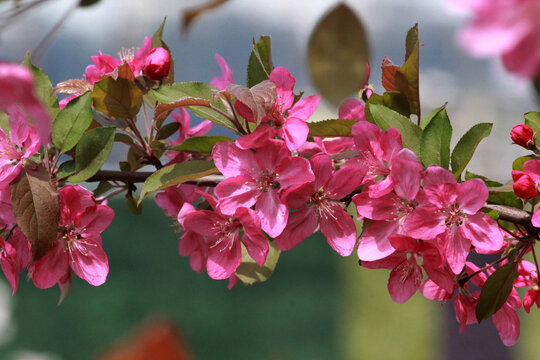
xmin=144 ymin=47 xmax=171 ymax=81
xmin=511 ymin=124 xmax=535 ymax=150
xmin=210 ymin=54 xmax=234 ymax=90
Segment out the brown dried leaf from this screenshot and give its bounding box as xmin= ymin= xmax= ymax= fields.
xmin=181 ymin=0 xmax=229 ymax=34
xmin=53 ymin=79 xmax=93 ymax=95
xmin=10 ymin=164 xmax=60 ymax=262
xmin=108 ymin=62 xmax=136 ymax=82
xmin=381 ymin=56 xmax=399 ymax=91
xmin=154 ymin=97 xmax=212 ymax=122
xmin=226 ymin=80 xmax=276 ymax=124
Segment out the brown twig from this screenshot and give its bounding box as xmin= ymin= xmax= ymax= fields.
xmin=87 ymin=170 xmax=224 ymax=187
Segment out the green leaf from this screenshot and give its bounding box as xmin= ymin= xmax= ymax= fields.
xmin=93 ymin=181 xmax=114 ymax=198
xmin=0 ymin=112 xmax=8 ymax=134
xmin=394 ymin=24 xmax=420 ymax=116
xmin=524 ymin=111 xmax=540 ymax=143
xmin=512 ymin=155 xmax=540 ymax=171
xmin=157 ymin=122 xmax=180 ymax=140
xmin=23 ymin=53 xmax=59 ymax=119
xmin=465 ymin=171 xmax=522 ymax=209
xmin=307 ymin=4 xmax=370 ymax=106
xmin=152 ymin=82 xmax=235 ymax=131
xmin=420 ymin=105 xmax=452 ymax=169
xmin=114 ymin=133 xmax=134 ymax=145
xmin=476 ymin=261 xmax=519 ymax=322
xmin=169 ymin=136 xmax=233 ymax=154
xmin=139 ymin=160 xmax=219 ymax=202
xmin=307 ymin=119 xmax=356 ymax=137
xmin=91 ymin=77 xmax=142 ymax=118
xmin=236 ymin=241 xmax=281 ymax=286
xmin=52 ymin=92 xmax=93 ymax=153
xmin=56 ymin=160 xmax=76 ymax=179
xmin=366 ymin=102 xmax=422 ymax=155
xmin=151 ymin=17 xmax=174 ymax=84
xmin=68 ymin=127 xmax=116 ymax=182
xmin=247 ymin=35 xmax=274 ymax=88
xmin=450 ymin=123 xmax=492 ymax=180
xmin=126 ymin=196 xmax=143 ymax=215
xmin=382 ymin=91 xmax=410 ymax=118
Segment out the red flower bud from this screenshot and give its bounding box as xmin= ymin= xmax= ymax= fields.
xmin=512 ymin=170 xmax=537 ymax=198
xmin=144 ymin=48 xmax=170 ymax=81
xmin=511 ymin=124 xmax=536 ymax=150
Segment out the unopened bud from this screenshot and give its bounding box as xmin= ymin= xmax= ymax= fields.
xmin=144 ymin=48 xmax=171 ymax=81
xmin=512 ymin=170 xmax=537 ymax=198
xmin=511 ymin=124 xmax=536 ymax=150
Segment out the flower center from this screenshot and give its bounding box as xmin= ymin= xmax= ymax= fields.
xmin=256 ymin=170 xmax=280 ymax=192
xmin=442 ymin=203 xmax=466 ymax=227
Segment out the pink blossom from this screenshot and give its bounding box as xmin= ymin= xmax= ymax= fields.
xmin=354 ymin=148 xmax=422 ymax=261
xmin=155 ymin=183 xmax=201 ymax=219
xmin=511 ymin=124 xmax=535 ymax=150
xmin=210 ymin=54 xmax=234 ymax=90
xmin=177 ymin=203 xmax=208 ymax=274
xmin=184 ymin=195 xmax=268 ymax=280
xmin=276 ymin=153 xmax=359 ymax=256
xmin=404 ymin=166 xmax=504 ymax=274
xmin=0 ymin=63 xmax=51 ymax=145
xmin=452 ymin=0 xmax=540 ymax=77
xmin=144 ymin=47 xmax=171 ymax=81
xmin=362 ymin=235 xmax=453 ymax=304
xmin=213 ymin=140 xmax=314 ymax=237
xmin=0 ymin=106 xmax=41 ymax=184
xmin=0 ymin=228 xmax=31 ymax=295
xmin=165 ymin=109 xmax=213 ymax=164
xmin=236 ymin=67 xmax=320 ymax=151
xmin=29 ymin=185 xmax=114 ymax=288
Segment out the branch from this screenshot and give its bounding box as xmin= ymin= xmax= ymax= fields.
xmin=87 ymin=170 xmax=225 ymax=187
xmin=483 ymin=204 xmax=539 ymax=236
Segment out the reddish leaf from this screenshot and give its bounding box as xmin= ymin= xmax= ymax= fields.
xmin=53 ymin=79 xmax=93 ymax=95
xmin=226 ymin=81 xmax=276 ymax=125
xmin=108 ymin=62 xmax=136 ymax=82
xmin=10 ymin=164 xmax=60 ymax=261
xmin=154 ymin=97 xmax=212 ymax=122
xmin=381 ymin=56 xmax=399 ymax=91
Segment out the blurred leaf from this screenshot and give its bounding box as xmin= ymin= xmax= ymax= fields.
xmin=53 ymin=79 xmax=92 ymax=95
xmin=169 ymin=135 xmax=233 ymax=154
xmin=366 ymin=102 xmax=422 ymax=155
xmin=79 ymin=0 xmax=101 ymax=6
xmin=126 ymin=196 xmax=143 ymax=215
xmin=420 ymin=105 xmax=452 ymax=169
xmin=68 ymin=127 xmax=116 ymax=182
xmin=157 ymin=122 xmax=180 ymax=140
xmin=139 ymin=160 xmax=219 ymax=202
xmin=450 ymin=123 xmax=492 ymax=180
xmin=93 ymin=181 xmax=114 ymax=198
xmin=476 ymin=261 xmax=518 ymax=322
xmin=0 ymin=112 xmax=8 ymax=134
xmin=512 ymin=155 xmax=540 ymax=171
xmin=307 ymin=119 xmax=356 ymax=137
xmin=53 ymin=92 xmax=93 ymax=153
xmin=308 ymin=4 xmax=370 ymax=106
xmin=394 ymin=24 xmax=420 ymax=116
xmin=114 ymin=133 xmax=134 ymax=145
xmin=182 ymin=0 xmax=229 ymax=34
xmin=247 ymin=35 xmax=274 ymax=88
xmin=153 ymin=82 xmax=236 ymax=131
xmin=236 ymin=241 xmax=281 ymax=286
xmin=524 ymin=111 xmax=540 ymax=142
xmin=23 ymin=52 xmax=59 ymax=118
xmin=10 ymin=164 xmax=60 ymax=262
xmin=91 ymin=77 xmax=142 ymax=118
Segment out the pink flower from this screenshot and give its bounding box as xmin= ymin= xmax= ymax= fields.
xmin=155 ymin=183 xmax=201 ymax=219
xmin=0 ymin=228 xmax=31 ymax=295
xmin=29 ymin=185 xmax=114 ymax=288
xmin=177 ymin=202 xmax=208 ymax=274
xmin=213 ymin=140 xmax=314 ymax=237
xmin=362 ymin=235 xmax=452 ymax=304
xmin=353 ymin=148 xmax=422 ymax=261
xmin=184 ymin=194 xmax=268 ymax=280
xmin=404 ymin=166 xmax=504 ymax=274
xmin=210 ymin=54 xmax=234 ymax=90
xmin=0 ymin=63 xmax=51 ymax=145
xmin=236 ymin=67 xmax=321 ymax=151
xmin=512 ymin=170 xmax=537 ymax=198
xmin=144 ymin=47 xmax=171 ymax=81
xmin=0 ymin=106 xmax=41 ymax=184
xmin=452 ymin=0 xmax=540 ymax=77
xmin=276 ymin=153 xmax=359 ymax=256
xmin=511 ymin=124 xmax=535 ymax=150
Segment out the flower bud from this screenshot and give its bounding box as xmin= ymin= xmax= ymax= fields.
xmin=512 ymin=170 xmax=537 ymax=198
xmin=511 ymin=124 xmax=535 ymax=150
xmin=144 ymin=48 xmax=170 ymax=81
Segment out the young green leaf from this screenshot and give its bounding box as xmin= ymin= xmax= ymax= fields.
xmin=91 ymin=77 xmax=142 ymax=119
xmin=23 ymin=53 xmax=60 ymax=119
xmin=247 ymin=35 xmax=274 ymax=88
xmin=68 ymin=127 xmax=116 ymax=182
xmin=236 ymin=241 xmax=281 ymax=286
xmin=451 ymin=123 xmax=492 ymax=180
xmin=476 ymin=261 xmax=519 ymax=322
xmin=139 ymin=160 xmax=219 ymax=202
xmin=169 ymin=135 xmax=234 ymax=154
xmin=53 ymin=92 xmax=93 ymax=153
xmin=420 ymin=105 xmax=452 ymax=169
xmin=307 ymin=4 xmax=370 ymax=106
xmin=366 ymin=102 xmax=422 ymax=155
xmin=512 ymin=155 xmax=540 ymax=171
xmin=307 ymin=119 xmax=356 ymax=137
xmin=524 ymin=111 xmax=540 ymax=139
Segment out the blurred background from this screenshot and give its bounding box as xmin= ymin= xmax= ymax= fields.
xmin=0 ymin=0 xmax=539 ymax=359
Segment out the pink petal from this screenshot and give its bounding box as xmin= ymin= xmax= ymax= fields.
xmin=439 ymin=228 xmax=471 ymax=274
xmin=422 ymin=165 xmax=456 ymax=187
xmin=275 ymin=206 xmax=318 ymax=251
xmin=404 ymin=207 xmax=446 ymax=240
xmin=269 ymin=67 xmax=295 ymax=110
xmin=319 ymin=204 xmax=356 ymax=256
xmin=287 ymin=94 xmax=321 ymax=121
xmin=420 ymin=279 xmax=453 ymax=301
xmin=391 ymin=149 xmax=422 ymax=201
xmin=210 ymin=54 xmax=234 ymax=90
xmin=235 ymin=124 xmax=275 ymax=150
xmin=492 ymin=303 xmax=520 ymax=346
xmin=388 ymin=258 xmax=422 ymax=304
xmin=276 ymin=156 xmax=315 ymax=189
xmin=70 ymin=237 xmax=109 ymax=286
xmin=256 ymin=190 xmax=288 ymax=237
xmin=464 ymin=213 xmax=504 ymax=253
xmin=326 ymin=164 xmax=363 ymax=199
xmin=309 ymin=153 xmax=333 ymax=189
xmin=29 ymin=239 xmax=69 ymax=289
xmin=215 ymin=175 xmax=258 ymax=215
xmin=212 ymin=142 xmax=259 ymax=178
xmin=281 ymin=183 xmax=316 ymax=209
xmin=338 ymin=98 xmax=365 ymax=121
xmin=353 ymin=192 xmax=399 ymax=221
xmin=77 ymin=204 xmax=114 ymax=237
xmin=207 ymin=238 xmax=242 ymax=280
xmin=357 ymin=220 xmax=399 ymax=261
xmin=280 ymin=118 xmax=309 ymax=150
xmin=456 ymin=178 xmax=488 ymax=214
